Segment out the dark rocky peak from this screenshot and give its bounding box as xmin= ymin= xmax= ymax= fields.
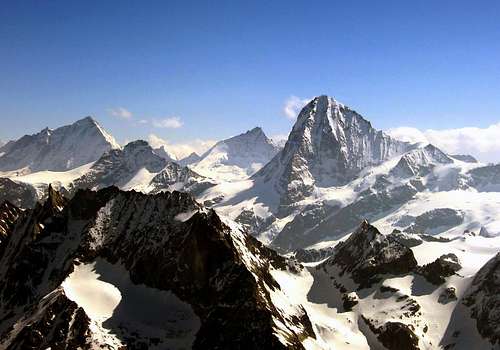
xmin=417 ymin=253 xmax=461 ymax=285
xmin=462 ymin=253 xmax=500 ymax=346
xmin=321 ymin=220 xmax=418 ymax=287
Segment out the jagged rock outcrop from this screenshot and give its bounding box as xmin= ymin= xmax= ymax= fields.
xmin=319 ymin=221 xmax=418 ymax=288
xmin=362 ymin=316 xmax=420 ymax=350
xmin=0 ymin=177 xmax=37 ymax=208
xmin=0 ymin=201 xmax=22 ymax=254
xmin=2 ymin=288 xmax=92 ymax=350
xmin=293 ymin=246 xmax=335 ymax=263
xmin=0 ymin=186 xmax=315 ymax=349
xmin=418 ymin=253 xmax=461 ymax=285
xmin=386 ymin=230 xmax=424 ymax=247
xmin=0 ymin=116 xmax=119 ymax=172
xmin=462 ymin=253 xmax=500 ymax=346
xmin=254 ymin=95 xmax=410 ymax=204
xmin=148 ymin=162 xmax=216 ymax=196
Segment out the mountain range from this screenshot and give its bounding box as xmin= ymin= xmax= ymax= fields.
xmin=1 ymin=95 xmax=500 ymax=349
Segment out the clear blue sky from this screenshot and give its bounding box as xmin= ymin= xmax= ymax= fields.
xmin=1 ymin=0 xmax=499 ymax=144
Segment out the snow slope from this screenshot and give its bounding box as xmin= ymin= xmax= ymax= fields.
xmin=192 ymin=127 xmax=280 ymax=182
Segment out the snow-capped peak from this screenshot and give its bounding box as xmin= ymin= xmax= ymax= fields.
xmin=192 ymin=127 xmax=280 ymax=182
xmin=0 ymin=116 xmax=120 ymax=172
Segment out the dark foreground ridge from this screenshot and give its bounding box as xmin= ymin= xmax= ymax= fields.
xmin=0 ymin=186 xmax=314 ymax=349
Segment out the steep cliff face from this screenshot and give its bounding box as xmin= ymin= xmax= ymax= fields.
xmin=254 ymin=95 xmax=409 ymax=204
xmin=0 ymin=187 xmax=315 ymax=349
xmin=462 ymin=253 xmax=500 ymax=346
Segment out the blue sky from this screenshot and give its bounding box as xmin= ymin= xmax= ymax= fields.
xmin=1 ymin=0 xmax=500 ymax=156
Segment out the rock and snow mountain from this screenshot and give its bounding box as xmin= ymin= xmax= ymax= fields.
xmin=153 ymin=145 xmax=178 ymax=162
xmin=0 ymin=117 xmax=120 ymax=173
xmin=2 ymin=190 xmax=499 ymax=349
xmin=192 ymin=127 xmax=280 ymax=181
xmin=71 ymin=140 xmax=216 ymax=196
xmin=178 ymin=152 xmax=201 ymax=166
xmin=0 ymin=187 xmax=315 ymax=349
xmin=197 ymin=95 xmax=500 ymax=252
xmin=253 ymin=95 xmax=410 ymax=204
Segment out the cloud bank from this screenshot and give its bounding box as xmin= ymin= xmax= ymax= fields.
xmin=386 ymin=122 xmax=500 ymax=163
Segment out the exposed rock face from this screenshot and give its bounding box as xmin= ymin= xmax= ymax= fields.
xmin=468 ymin=164 xmax=500 ymax=191
xmin=418 ymin=253 xmax=461 ymax=285
xmin=319 ymin=221 xmax=418 ymax=288
xmin=0 ymin=116 xmax=119 ymax=172
xmin=451 ymin=154 xmax=478 ymax=163
xmin=0 ymin=201 xmax=22 ymax=254
xmin=2 ymin=288 xmax=92 ymax=350
xmin=462 ymin=253 xmax=500 ymax=346
xmin=390 ymin=144 xmax=453 ymax=178
xmin=273 ymin=183 xmax=418 ymax=252
xmin=148 ymin=162 xmax=216 ymax=196
xmin=0 ymin=187 xmax=314 ymax=349
xmin=254 ymin=95 xmax=409 ymax=204
xmin=363 ymin=317 xmax=420 ymax=350
xmin=438 ymin=287 xmax=457 ymax=304
xmin=72 ymin=140 xmax=167 ymax=190
xmin=0 ymin=178 xmax=37 ymax=208
xmin=404 ymin=208 xmax=464 ymax=235
xmin=153 ymin=145 xmax=177 ymax=162
xmin=386 ymin=230 xmax=423 ymax=248
xmin=178 ymin=152 xmax=201 ymax=166
xmin=293 ymin=246 xmax=335 ymax=263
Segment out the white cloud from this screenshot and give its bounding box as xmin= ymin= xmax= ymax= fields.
xmin=385 ymin=127 xmax=428 ymax=145
xmin=148 ymin=134 xmax=216 ymax=159
xmin=386 ymin=122 xmax=500 ymax=163
xmin=152 ymin=116 xmax=183 ymax=129
xmin=137 ymin=119 xmax=148 ymax=124
xmin=283 ymin=96 xmax=311 ymax=119
xmin=108 ymin=107 xmax=133 ymax=120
